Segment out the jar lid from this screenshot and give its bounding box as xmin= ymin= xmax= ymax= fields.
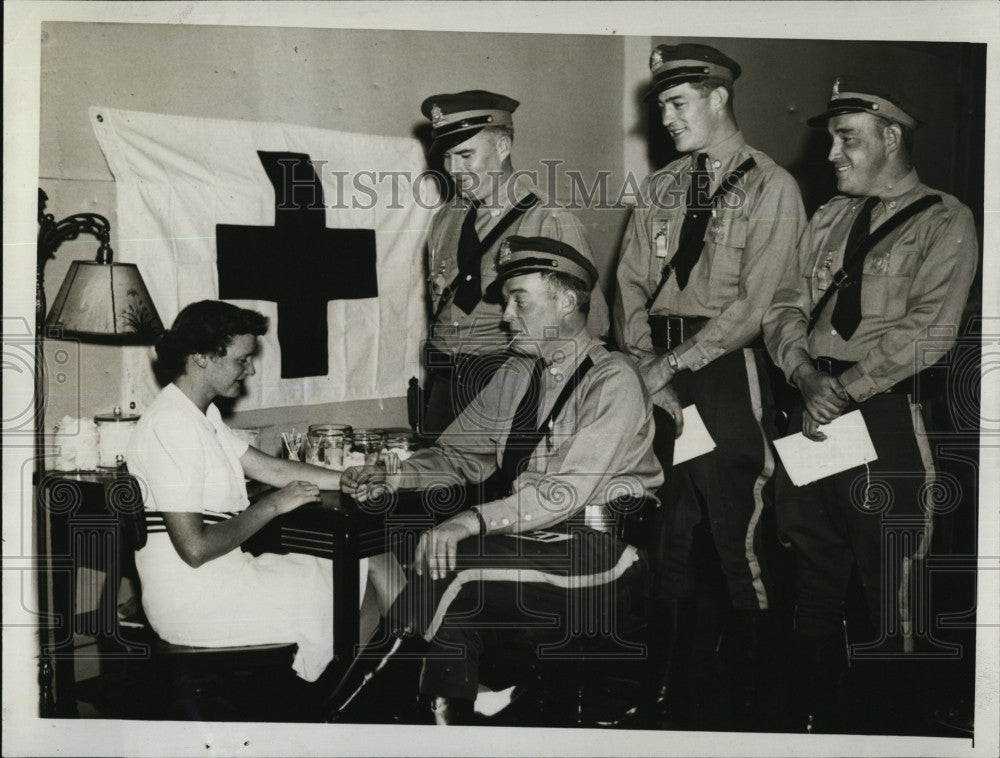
xmin=308 ymin=423 xmax=353 ymax=436
xmin=95 ymin=411 xmax=140 ymax=423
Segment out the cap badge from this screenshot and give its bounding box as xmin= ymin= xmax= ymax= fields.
xmin=650 ymin=48 xmax=664 ymax=69
xmin=499 ymin=239 xmax=513 ymax=264
xmin=430 ymin=104 xmax=445 ymax=126
xmin=831 ymin=77 xmax=841 ymax=98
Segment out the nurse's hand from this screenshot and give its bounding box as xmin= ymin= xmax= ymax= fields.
xmin=413 ymin=511 xmax=479 ymax=581
xmin=267 ymin=480 xmax=321 ymax=515
xmin=341 ymin=465 xmax=388 ymax=503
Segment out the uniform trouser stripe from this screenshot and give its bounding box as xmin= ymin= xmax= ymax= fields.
xmin=899 ymin=398 xmax=937 ymax=652
xmin=743 ymin=348 xmax=773 ymax=611
xmin=422 ymin=545 xmax=640 ymax=641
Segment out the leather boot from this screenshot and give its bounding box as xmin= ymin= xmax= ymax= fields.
xmin=794 ymin=632 xmax=847 ymax=734
xmin=429 ymin=695 xmax=475 ymax=726
xmin=725 ymin=609 xmax=778 ymax=732
xmin=650 ymin=597 xmax=696 ymax=728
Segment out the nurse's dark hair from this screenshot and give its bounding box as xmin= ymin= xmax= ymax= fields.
xmin=155 ymin=300 xmax=268 ymax=380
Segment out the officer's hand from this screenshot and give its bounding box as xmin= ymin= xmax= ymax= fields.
xmin=801 ymin=412 xmax=828 ymax=442
xmin=651 ymin=384 xmax=685 ymax=438
xmin=413 ymin=511 xmax=478 ymax=581
xmin=637 ymin=353 xmax=675 ymax=396
xmin=794 ymin=365 xmax=850 ymax=424
xmin=341 ymin=465 xmax=389 ymax=503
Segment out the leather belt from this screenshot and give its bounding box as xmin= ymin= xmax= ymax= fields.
xmin=648 ymin=314 xmax=764 ymax=353
xmin=813 ymin=356 xmax=857 ymax=377
xmin=813 ymin=356 xmax=916 ymax=396
xmin=648 ymin=314 xmax=708 ymax=351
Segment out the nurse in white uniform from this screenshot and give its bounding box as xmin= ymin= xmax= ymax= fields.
xmin=127 ymin=300 xmax=388 ymax=682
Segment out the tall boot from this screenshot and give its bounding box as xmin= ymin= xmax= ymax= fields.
xmin=428 ymin=695 xmax=475 ymax=726
xmin=651 ymin=597 xmax=696 ymax=728
xmin=794 ymin=632 xmax=847 ymax=734
xmin=725 ymin=609 xmax=778 ymax=732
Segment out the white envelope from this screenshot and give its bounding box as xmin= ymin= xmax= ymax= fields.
xmin=673 ymin=404 xmax=716 ymax=465
xmin=773 ymin=409 xmax=879 ymax=487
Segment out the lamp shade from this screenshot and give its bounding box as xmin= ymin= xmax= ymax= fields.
xmin=45 ymin=260 xmax=163 ymax=342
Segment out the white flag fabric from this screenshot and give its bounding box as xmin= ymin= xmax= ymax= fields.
xmin=90 ymin=106 xmax=438 ymax=411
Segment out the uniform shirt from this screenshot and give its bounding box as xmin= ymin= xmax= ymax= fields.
xmin=428 ymin=173 xmax=610 ymax=354
xmin=389 ymin=333 xmax=663 ymax=534
xmin=615 ymin=131 xmax=806 ymax=370
xmin=763 ymin=170 xmax=978 ymax=402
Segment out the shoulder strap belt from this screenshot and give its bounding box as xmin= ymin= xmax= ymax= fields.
xmin=496 ymin=353 xmax=597 ymax=495
xmin=807 ymin=194 xmax=942 ymax=333
xmin=433 ymin=193 xmax=541 ymax=321
xmin=644 ymin=157 xmax=757 ymax=311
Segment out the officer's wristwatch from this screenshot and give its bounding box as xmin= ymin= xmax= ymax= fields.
xmin=665 ymin=350 xmax=680 ymax=372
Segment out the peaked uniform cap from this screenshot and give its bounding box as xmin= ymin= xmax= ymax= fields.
xmin=645 ymin=43 xmax=741 ymax=101
xmin=420 ymin=90 xmax=519 ymax=153
xmin=496 ymin=235 xmax=598 ymax=290
xmin=806 ymin=76 xmax=923 ymax=129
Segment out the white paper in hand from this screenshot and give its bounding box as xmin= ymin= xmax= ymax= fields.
xmin=673 ymin=405 xmax=716 ymax=465
xmin=773 ymin=409 xmax=878 ymax=487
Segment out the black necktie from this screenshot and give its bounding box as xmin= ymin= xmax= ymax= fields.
xmin=452 ymin=198 xmax=483 ymax=314
xmin=498 ymin=356 xmax=546 ymax=490
xmin=671 ymin=153 xmax=713 ymax=290
xmin=830 ymin=196 xmax=880 ymax=340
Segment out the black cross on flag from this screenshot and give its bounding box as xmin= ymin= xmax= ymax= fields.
xmin=217 ymin=152 xmax=378 ymax=379
xmin=92 ymin=106 xmax=437 ymax=412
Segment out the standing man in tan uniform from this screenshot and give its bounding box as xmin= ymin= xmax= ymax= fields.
xmin=763 ymin=78 xmax=978 ymax=732
xmin=419 ymin=90 xmax=609 ymax=439
xmin=614 ymin=43 xmax=806 ymax=727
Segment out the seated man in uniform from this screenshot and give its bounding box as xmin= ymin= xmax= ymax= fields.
xmin=343 ymin=235 xmax=662 ymax=725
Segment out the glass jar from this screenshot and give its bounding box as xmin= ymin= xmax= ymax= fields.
xmin=95 ymin=407 xmax=141 ymax=469
xmin=379 ymin=428 xmax=416 ymax=464
xmin=304 ymin=424 xmax=352 ymax=470
xmin=345 ymin=428 xmax=386 ymax=468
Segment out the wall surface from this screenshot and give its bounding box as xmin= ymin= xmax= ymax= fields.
xmin=38 ymin=21 xmax=626 ymax=452
xmin=37 ymin=24 xmax=983 ymax=455
xmin=639 ymin=37 xmax=981 ymax=214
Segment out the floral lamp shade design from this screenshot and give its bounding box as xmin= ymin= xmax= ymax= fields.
xmin=45 ymin=260 xmax=163 ymax=341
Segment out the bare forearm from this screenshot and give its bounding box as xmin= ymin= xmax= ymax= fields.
xmin=241 ymin=446 xmax=341 ymax=489
xmin=164 ymin=499 xmax=278 ymax=568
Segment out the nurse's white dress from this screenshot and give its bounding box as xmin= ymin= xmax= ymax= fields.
xmin=127 ymin=383 xmax=335 ymax=681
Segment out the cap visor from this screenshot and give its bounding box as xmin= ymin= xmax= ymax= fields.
xmin=644 ymin=74 xmax=713 ymax=102
xmin=806 ymin=105 xmax=872 ymax=127
xmin=429 ymin=127 xmax=486 ymax=156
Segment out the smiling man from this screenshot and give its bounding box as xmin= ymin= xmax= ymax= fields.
xmin=418 ymin=90 xmax=609 ymax=438
xmin=762 ymin=77 xmax=978 ymax=732
xmin=343 ymin=236 xmax=661 ymax=724
xmin=613 ymin=43 xmax=806 ymax=727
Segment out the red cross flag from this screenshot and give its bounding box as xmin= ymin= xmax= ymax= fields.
xmin=91 ymin=107 xmax=439 ymax=411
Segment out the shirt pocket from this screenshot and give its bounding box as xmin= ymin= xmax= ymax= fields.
xmin=859 ymin=239 xmax=918 ymax=320
xmin=706 ymin=215 xmax=748 ymax=291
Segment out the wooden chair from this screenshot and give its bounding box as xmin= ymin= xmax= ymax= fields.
xmin=112 ymin=473 xmax=304 ymax=721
